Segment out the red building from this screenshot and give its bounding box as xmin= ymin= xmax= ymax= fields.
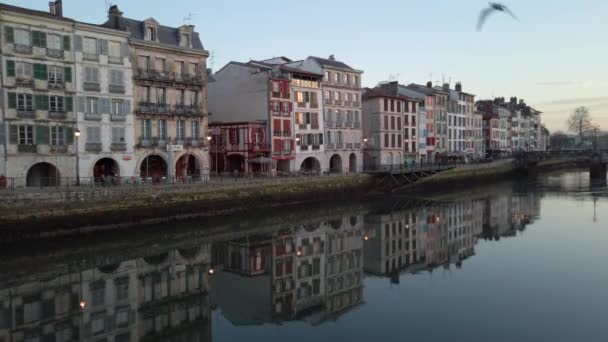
xmin=209 ymin=121 xmax=271 ymax=174
xmin=268 ymin=76 xmax=295 ymax=172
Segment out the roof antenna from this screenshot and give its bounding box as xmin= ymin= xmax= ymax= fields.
xmin=183 ymin=13 xmax=196 ymax=25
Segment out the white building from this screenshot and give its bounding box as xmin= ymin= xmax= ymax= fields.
xmin=74 ymin=22 xmax=135 ymax=182
xmin=302 ymin=56 xmax=363 ymax=173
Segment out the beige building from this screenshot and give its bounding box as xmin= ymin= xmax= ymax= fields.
xmin=103 ymin=6 xmax=210 ymax=181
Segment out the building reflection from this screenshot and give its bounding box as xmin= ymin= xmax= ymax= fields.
xmin=0 ymin=244 xmax=212 ymax=342
xmin=211 ymin=213 xmax=365 ymax=326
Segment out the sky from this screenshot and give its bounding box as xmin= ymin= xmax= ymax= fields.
xmin=8 ymin=0 xmax=608 ymax=132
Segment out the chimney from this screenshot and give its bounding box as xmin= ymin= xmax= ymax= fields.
xmin=206 ymin=68 xmax=212 ymax=76
xmin=426 ymin=81 xmax=432 ymax=88
xmin=54 ymin=0 xmax=62 ymax=17
xmin=328 ymin=55 xmax=335 ymax=61
xmin=442 ymin=83 xmax=449 ymax=92
xmin=49 ymin=1 xmax=56 ymax=15
xmin=519 ymin=99 xmax=525 ymax=105
xmin=455 ymin=82 xmax=462 ymax=92
xmin=108 ymin=5 xmax=123 ymax=29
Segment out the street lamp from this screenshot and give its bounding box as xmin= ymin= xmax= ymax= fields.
xmin=74 ymin=128 xmax=81 ymax=186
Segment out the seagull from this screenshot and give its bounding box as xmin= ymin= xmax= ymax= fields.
xmin=477 ymin=2 xmax=519 ymax=31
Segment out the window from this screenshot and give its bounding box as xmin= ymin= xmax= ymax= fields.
xmin=84 ymin=67 xmax=98 ymax=83
xmin=156 ymin=88 xmax=167 ymax=105
xmin=147 ymin=27 xmax=156 ymax=41
xmin=83 ymin=37 xmax=97 ymax=54
xmin=19 ymin=125 xmax=34 ymax=145
xmin=384 ymin=134 xmax=389 ymax=148
xmin=155 ymin=58 xmax=166 ymax=72
xmin=112 ymin=127 xmax=125 ymax=144
xmin=49 ymin=96 xmax=64 ymax=112
xmin=116 ymin=280 xmax=129 ymax=301
xmin=384 ymin=99 xmax=388 ymax=111
xmin=15 ymin=62 xmax=33 ymax=77
xmin=397 ymin=117 xmax=402 ymax=130
xmin=176 ymin=120 xmax=186 ymax=140
xmin=398 ymin=134 xmax=402 ymax=148
xmin=390 ymin=100 xmax=395 ymax=112
xmin=47 ymin=34 xmax=61 ymax=50
xmin=15 ymin=28 xmax=30 ymax=45
xmin=284 ymin=139 xmax=291 ymax=152
xmin=391 ymin=134 xmax=395 ymax=148
xmin=109 ymin=41 xmax=121 ymax=57
xmin=192 ymin=121 xmax=200 ymax=139
xmin=86 ymin=126 xmax=101 ymax=143
xmin=86 ymin=97 xmax=98 ymax=113
xmin=158 ymin=119 xmax=167 ymax=139
xmin=334 ymin=72 xmax=340 ymax=82
xmin=91 ymin=313 xmax=105 ymax=335
xmin=23 ymin=301 xmax=41 ymax=323
xmin=48 ymin=66 xmax=64 ymax=84
xmin=111 ymin=99 xmax=124 ymax=115
xmin=116 ymin=308 xmax=129 ymax=328
xmin=110 ymin=70 xmax=123 ymax=85
xmin=142 ymin=119 xmax=152 ymax=139
xmin=180 ymin=33 xmax=190 ymax=47
xmin=17 ymin=94 xmax=33 ymax=111
xmin=391 ymin=116 xmax=395 ymax=130
xmin=384 ymin=115 xmax=388 ymax=130
xmin=50 ymin=126 xmax=64 ymax=145
xmin=139 ymin=56 xmax=150 ymax=70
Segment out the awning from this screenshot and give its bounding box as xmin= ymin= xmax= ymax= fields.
xmin=248 ymin=157 xmax=273 ymax=164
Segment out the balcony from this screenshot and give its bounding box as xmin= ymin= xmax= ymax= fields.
xmin=111 ymin=143 xmax=127 ymax=152
xmin=109 ymin=84 xmax=125 ymax=94
xmin=352 ymin=101 xmax=361 ymax=107
xmin=273 ymin=131 xmax=282 ymax=137
xmin=14 ymin=44 xmax=33 ymax=55
xmin=174 ymin=138 xmax=186 ymax=146
xmin=139 ymin=137 xmax=153 ymax=147
xmin=135 ymin=69 xmax=172 ymax=83
xmin=272 ymin=111 xmax=281 ymax=117
xmin=325 ymin=121 xmax=334 ymax=128
xmin=188 ymin=138 xmax=202 ymax=147
xmin=354 ymin=122 xmax=361 ymax=129
xmin=298 ymin=124 xmax=307 ymax=130
xmin=137 ymin=102 xmax=170 ymax=115
xmin=174 ymin=104 xmax=201 ymax=116
xmin=311 ymin=123 xmax=319 ymax=129
xmin=84 ymin=82 xmax=100 ymax=92
xmin=85 ymin=142 xmax=102 ymax=152
xmin=346 ymin=143 xmax=353 ymax=149
xmin=282 ymin=131 xmax=291 ymax=137
xmin=283 ymin=150 xmax=292 ymax=156
xmin=326 ymin=143 xmax=335 ymax=150
xmin=48 ymin=81 xmax=64 ymax=90
xmin=310 ymin=102 xmax=319 ymax=109
xmin=111 ymin=114 xmax=126 ymax=122
xmin=15 ymin=77 xmax=34 ymax=88
xmin=344 ymin=101 xmax=352 ymax=106
xmin=17 ymin=109 xmax=35 ymax=119
xmin=175 ymin=73 xmax=203 ymax=85
xmin=354 ymin=143 xmax=361 ymax=149
xmin=297 ymin=102 xmax=306 ymax=109
xmin=108 ymin=56 xmax=123 ymax=65
xmin=84 ymin=112 xmax=102 ymax=121
xmin=282 ymin=111 xmax=291 ymax=117
xmin=49 ymin=145 xmax=68 ymax=153
xmin=334 ymin=100 xmax=343 ymax=106
xmin=324 ymin=99 xmax=333 ymax=105
xmin=300 ymin=145 xmax=309 ymax=151
xmin=312 ymin=145 xmax=321 ymax=150
xmin=345 ymin=122 xmax=353 ymax=128
xmin=335 ymin=121 xmax=344 ymax=128
xmin=48 ymin=111 xmax=67 ymax=120
xmin=83 ymin=53 xmax=99 ymax=62
xmin=336 ymin=143 xmax=344 ymax=149
xmin=18 ymin=144 xmax=37 ymax=153
xmin=155 ymin=137 xmax=169 ymax=147
xmin=46 ymin=48 xmax=64 ymax=59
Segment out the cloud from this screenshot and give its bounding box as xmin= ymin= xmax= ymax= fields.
xmin=539 ymin=97 xmax=608 ymax=106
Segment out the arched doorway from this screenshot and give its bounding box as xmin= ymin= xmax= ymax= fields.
xmin=300 ymin=157 xmax=320 ymax=173
xmin=94 ymin=158 xmax=119 ymax=179
xmin=349 ymin=153 xmax=357 ymax=173
xmin=176 ymin=154 xmax=200 ymax=178
xmin=140 ymin=155 xmax=167 ymax=180
xmin=329 ymin=154 xmax=342 ymax=173
xmin=227 ymin=154 xmax=245 ymax=173
xmin=386 ymin=152 xmax=393 ymax=167
xmin=26 ymin=162 xmax=60 ymax=187
xmin=276 ymin=160 xmax=291 ymax=174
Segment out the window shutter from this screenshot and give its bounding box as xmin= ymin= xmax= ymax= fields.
xmin=64 ymin=66 xmax=72 ymax=82
xmin=42 ymin=299 xmax=55 ymax=319
xmin=15 ymin=306 xmax=23 ymax=326
xmin=74 ymin=35 xmax=83 ymax=51
xmin=100 ymin=39 xmax=109 ymax=55
xmin=77 ymin=96 xmax=85 ymax=113
xmin=65 ymin=127 xmax=74 ymax=144
xmin=38 ymin=95 xmax=49 ymax=110
xmin=9 ymin=125 xmax=18 ymax=144
xmin=34 ymin=64 xmax=48 ymax=80
xmin=36 ymin=125 xmax=50 ymax=145
xmin=102 ymin=98 xmax=111 ymax=113
xmin=319 ymin=133 xmax=323 ymax=145
xmin=40 ymin=31 xmax=47 ymax=48
xmin=65 ymin=96 xmax=73 ymax=112
xmin=124 ymin=100 xmax=131 ymax=115
xmin=121 ymin=42 xmax=129 ymax=57
xmin=6 ymin=60 xmax=15 ymax=77
xmin=96 ymin=39 xmax=102 ymax=54
xmin=31 ymin=31 xmax=39 ymax=46
xmin=4 ymin=26 xmax=14 ymax=43
xmin=0 ymin=123 xmax=4 ymax=145
xmin=63 ymin=35 xmax=70 ymax=51
xmin=7 ymin=93 xmax=16 ymax=109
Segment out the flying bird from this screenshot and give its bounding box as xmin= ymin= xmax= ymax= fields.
xmin=477 ymin=2 xmax=519 ymax=31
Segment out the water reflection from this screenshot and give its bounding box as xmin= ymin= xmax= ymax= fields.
xmin=0 ymin=173 xmax=603 ymax=341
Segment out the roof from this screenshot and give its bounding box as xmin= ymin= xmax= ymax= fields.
xmin=102 ymin=15 xmax=205 ymax=51
xmin=280 ymin=65 xmax=323 ymax=77
xmin=0 ymin=2 xmax=75 ymax=23
xmin=406 ymin=83 xmax=448 ymax=96
xmin=214 ymin=61 xmax=270 ymax=75
xmin=362 ymin=87 xmax=415 ymax=102
xmin=308 ymin=56 xmax=361 ymax=72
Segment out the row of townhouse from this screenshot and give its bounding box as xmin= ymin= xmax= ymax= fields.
xmin=0 ymin=1 xmax=209 ymax=187
xmin=207 ymin=55 xmax=364 ymax=174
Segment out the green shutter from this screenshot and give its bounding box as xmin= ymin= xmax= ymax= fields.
xmin=6 ymin=60 xmax=15 ymax=77
xmin=35 ymin=95 xmax=49 ymax=110
xmin=34 ymin=64 xmax=48 ymax=80
xmin=63 ymin=35 xmax=70 ymax=51
xmin=7 ymin=93 xmax=16 ymax=109
xmin=64 ymin=67 xmax=72 ymax=82
xmin=65 ymin=127 xmax=74 ymax=144
xmin=65 ymin=96 xmax=73 ymax=112
xmin=36 ymin=125 xmax=50 ymax=145
xmin=32 ymin=31 xmax=47 ymax=48
xmin=4 ymin=26 xmax=14 ymax=44
xmin=40 ymin=32 xmax=47 ymax=48
xmin=9 ymin=125 xmax=18 ymax=144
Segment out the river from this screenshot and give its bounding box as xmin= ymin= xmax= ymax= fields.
xmin=0 ymin=170 xmax=606 ymax=341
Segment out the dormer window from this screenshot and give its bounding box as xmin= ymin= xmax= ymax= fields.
xmin=179 ymin=33 xmax=190 ymax=48
xmin=147 ymin=27 xmax=156 ymax=41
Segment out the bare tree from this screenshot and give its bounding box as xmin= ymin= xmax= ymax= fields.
xmin=567 ymin=106 xmax=594 ymax=136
